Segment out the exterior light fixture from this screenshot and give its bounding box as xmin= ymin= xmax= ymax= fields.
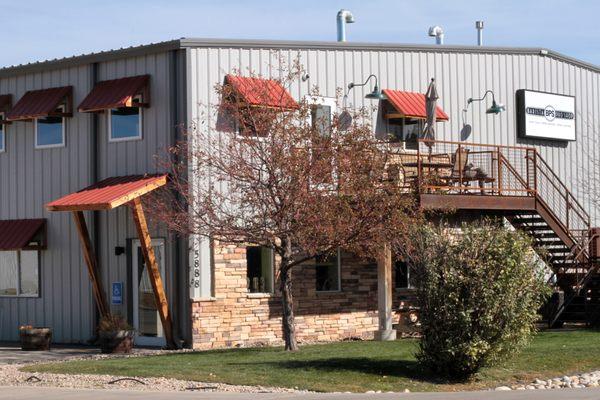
xmin=348 ymin=74 xmax=387 ymax=100
xmin=466 ymin=90 xmax=505 ymax=114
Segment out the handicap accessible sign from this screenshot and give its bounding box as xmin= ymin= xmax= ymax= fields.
xmin=112 ymin=282 xmax=123 ymax=305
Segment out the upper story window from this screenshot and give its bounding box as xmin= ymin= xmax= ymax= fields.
xmin=246 ymin=246 xmax=274 ymax=294
xmin=220 ymin=74 xmax=299 ymax=138
xmin=35 ymin=105 xmax=65 ymax=149
xmin=78 ymin=75 xmax=150 ymax=143
xmin=0 ymin=118 xmax=5 ymax=153
xmin=109 ymin=102 xmax=142 ymax=142
xmin=5 ymin=87 xmax=72 ymax=150
xmin=381 ymin=88 xmax=449 ymax=150
xmin=315 ymin=249 xmax=341 ymax=292
xmin=0 ymin=96 xmax=11 ymax=153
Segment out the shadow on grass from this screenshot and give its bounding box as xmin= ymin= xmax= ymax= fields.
xmin=241 ymin=357 xmax=453 ymax=385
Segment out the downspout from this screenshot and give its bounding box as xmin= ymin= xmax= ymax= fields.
xmin=90 ymin=62 xmax=101 ymax=337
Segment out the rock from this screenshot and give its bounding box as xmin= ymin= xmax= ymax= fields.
xmin=404 ymin=389 xmax=410 ymax=393
xmin=365 ymin=390 xmax=375 ymax=394
xmin=495 ymin=386 xmax=512 ymax=391
xmin=525 ymin=385 xmax=536 ymax=390
xmin=534 ymin=379 xmax=545 ymax=385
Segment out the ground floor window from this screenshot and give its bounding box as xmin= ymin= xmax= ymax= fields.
xmin=0 ymin=250 xmax=39 ymax=296
xmin=395 ymin=260 xmax=414 ymax=289
xmin=246 ymin=246 xmax=274 ymax=293
xmin=315 ymin=250 xmax=341 ymax=292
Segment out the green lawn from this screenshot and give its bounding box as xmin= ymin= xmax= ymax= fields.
xmin=23 ymin=330 xmax=600 ymax=392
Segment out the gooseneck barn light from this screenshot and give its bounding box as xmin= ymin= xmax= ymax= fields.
xmin=466 ymin=90 xmax=506 ymax=114
xmin=348 ymin=74 xmax=387 ymax=100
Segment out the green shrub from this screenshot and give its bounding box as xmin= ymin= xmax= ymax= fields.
xmin=404 ymin=220 xmax=550 ymax=380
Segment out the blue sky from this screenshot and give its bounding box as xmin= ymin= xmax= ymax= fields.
xmin=1 ymin=0 xmax=599 ymax=67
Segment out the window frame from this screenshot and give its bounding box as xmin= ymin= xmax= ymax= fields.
xmin=394 ymin=260 xmax=414 ymax=290
xmin=108 ymin=106 xmax=143 ymax=143
xmin=0 ymin=250 xmax=40 ymax=298
xmin=315 ymin=248 xmax=342 ymax=293
xmin=0 ymin=122 xmax=5 ymax=153
xmin=246 ymin=245 xmax=275 ymax=294
xmin=34 ymin=114 xmax=65 ymax=149
xmin=387 ymin=117 xmax=425 ymax=151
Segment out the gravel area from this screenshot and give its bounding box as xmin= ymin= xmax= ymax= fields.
xmin=495 ymin=371 xmax=600 ymax=391
xmin=1 ymin=349 xmax=307 ymax=394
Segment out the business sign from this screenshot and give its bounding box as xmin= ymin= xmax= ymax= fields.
xmin=111 ymin=282 xmax=123 ymax=305
xmin=516 ymin=89 xmax=576 ymax=141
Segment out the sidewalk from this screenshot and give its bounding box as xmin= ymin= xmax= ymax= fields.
xmin=3 ymin=386 xmax=600 ymax=400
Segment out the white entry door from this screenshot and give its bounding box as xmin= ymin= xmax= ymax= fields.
xmin=132 ymin=238 xmax=166 ymax=347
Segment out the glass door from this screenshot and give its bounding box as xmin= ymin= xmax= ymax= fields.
xmin=132 ymin=239 xmax=166 ymax=347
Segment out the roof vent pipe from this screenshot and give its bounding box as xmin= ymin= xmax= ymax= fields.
xmin=476 ymin=20 xmax=484 ymax=46
xmin=337 ymin=9 xmax=355 ymax=42
xmin=428 ymin=26 xmax=444 ymax=45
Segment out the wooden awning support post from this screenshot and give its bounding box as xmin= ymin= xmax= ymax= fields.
xmin=71 ymin=211 xmax=109 ymax=318
xmin=129 ymin=197 xmax=176 ymax=349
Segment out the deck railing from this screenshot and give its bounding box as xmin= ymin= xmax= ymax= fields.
xmin=390 ymin=139 xmax=591 ymax=244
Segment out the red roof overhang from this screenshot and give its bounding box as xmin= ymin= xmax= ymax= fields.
xmin=46 ymin=174 xmax=168 ymax=212
xmin=224 ymin=74 xmax=299 ymax=110
xmin=6 ymin=86 xmax=73 ymax=121
xmin=0 ymin=219 xmax=47 ymax=250
xmin=382 ymin=89 xmax=449 ymax=121
xmin=78 ymin=75 xmax=150 ymax=113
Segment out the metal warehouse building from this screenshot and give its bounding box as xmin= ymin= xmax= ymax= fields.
xmin=0 ymin=38 xmax=598 ymax=348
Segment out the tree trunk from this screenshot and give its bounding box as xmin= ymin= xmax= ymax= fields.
xmin=279 ymin=240 xmax=298 ymax=351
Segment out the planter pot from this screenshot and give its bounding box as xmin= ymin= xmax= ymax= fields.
xmin=19 ymin=327 xmax=52 ymax=351
xmin=99 ymin=330 xmax=134 ymax=354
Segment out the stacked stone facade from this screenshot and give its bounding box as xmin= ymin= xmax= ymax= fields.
xmin=191 ymin=243 xmax=416 ymax=350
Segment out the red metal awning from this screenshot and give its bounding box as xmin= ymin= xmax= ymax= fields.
xmin=382 ymin=89 xmax=449 ymax=121
xmin=224 ymin=74 xmax=299 ymax=110
xmin=78 ymin=75 xmax=150 ymax=113
xmin=46 ymin=174 xmax=168 ymax=211
xmin=0 ymin=219 xmax=46 ymax=250
xmin=6 ymin=86 xmax=72 ymax=121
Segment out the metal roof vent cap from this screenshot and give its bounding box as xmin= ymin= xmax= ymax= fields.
xmin=428 ymin=26 xmax=444 ymax=45
xmin=337 ymin=9 xmax=355 ymax=42
xmin=476 ymin=21 xmax=484 ymax=46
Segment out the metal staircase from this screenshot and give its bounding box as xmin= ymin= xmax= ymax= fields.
xmin=411 ymin=139 xmax=599 ymax=327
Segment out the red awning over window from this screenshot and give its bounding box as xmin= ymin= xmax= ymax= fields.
xmin=78 ymin=75 xmax=150 ymax=113
xmin=224 ymin=74 xmax=299 ymax=110
xmin=6 ymin=86 xmax=72 ymax=121
xmin=0 ymin=219 xmax=46 ymax=250
xmin=46 ymin=174 xmax=168 ymax=211
xmin=382 ymin=89 xmax=449 ymax=121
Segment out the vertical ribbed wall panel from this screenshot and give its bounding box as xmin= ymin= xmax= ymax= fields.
xmin=0 ymin=65 xmax=93 ymax=343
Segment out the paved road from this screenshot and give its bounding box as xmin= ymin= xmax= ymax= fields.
xmin=3 ymin=386 xmax=600 ymax=399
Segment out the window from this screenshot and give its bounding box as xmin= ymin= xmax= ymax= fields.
xmin=35 ymin=106 xmax=65 ymax=149
xmin=395 ymin=260 xmax=414 ymax=289
xmin=0 ymin=123 xmax=4 ymax=153
xmin=109 ymin=106 xmax=142 ymax=142
xmin=316 ymin=250 xmax=341 ymax=292
xmin=246 ymin=246 xmax=274 ymax=293
xmin=0 ymin=250 xmax=39 ymax=297
xmin=388 ymin=118 xmax=424 ymax=150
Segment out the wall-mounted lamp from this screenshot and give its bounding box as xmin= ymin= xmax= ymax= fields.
xmin=465 ymin=90 xmax=505 ymax=114
xmin=114 ymin=246 xmax=126 ymax=256
xmin=348 ymin=74 xmax=387 ymax=100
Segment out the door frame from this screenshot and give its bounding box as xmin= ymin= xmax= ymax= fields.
xmin=131 ymin=238 xmax=166 ymax=347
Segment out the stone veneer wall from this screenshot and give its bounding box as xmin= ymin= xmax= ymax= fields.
xmin=191 ymin=243 xmax=416 ymax=350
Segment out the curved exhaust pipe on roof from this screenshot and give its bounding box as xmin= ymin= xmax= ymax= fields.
xmin=428 ymin=25 xmax=444 ymax=45
xmin=337 ymin=9 xmax=355 ymax=42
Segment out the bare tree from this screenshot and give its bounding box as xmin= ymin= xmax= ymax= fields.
xmin=152 ymin=68 xmax=418 ymax=350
